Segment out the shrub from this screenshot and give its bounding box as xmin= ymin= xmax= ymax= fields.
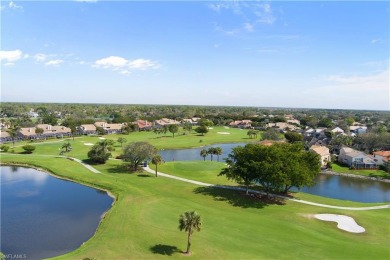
xmin=22 ymin=145 xmax=36 ymax=154
xmin=0 ymin=144 xmax=9 ymax=152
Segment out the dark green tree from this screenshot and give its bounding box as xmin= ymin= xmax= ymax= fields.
xmin=178 ymin=211 xmax=202 ymax=255
xmin=151 ymin=154 xmax=163 ymax=177
xmin=284 ymin=131 xmax=303 ymax=143
xmin=214 ymin=147 xmax=222 ymax=162
xmin=87 ymin=140 xmax=115 ymax=164
xmin=117 ymin=137 xmax=127 ymax=150
xmin=183 ymin=122 xmax=192 ymax=134
xmin=169 ymin=124 xmax=179 ymax=138
xmin=195 ymin=126 xmax=209 ymax=136
xmin=22 ymin=145 xmax=36 ymax=154
xmin=200 ymin=149 xmax=208 ymax=161
xmin=262 ymin=128 xmax=281 ymax=141
xmin=6 ymin=121 xmax=20 ymax=148
xmin=122 ymin=142 xmax=157 ymax=171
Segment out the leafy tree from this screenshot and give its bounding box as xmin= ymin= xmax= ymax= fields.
xmin=42 ymin=113 xmax=58 ymax=125
xmin=345 ymin=117 xmax=355 ymax=126
xmin=169 ymin=124 xmax=179 ymax=138
xmin=199 ymin=119 xmax=213 ymax=129
xmin=200 ymin=149 xmax=208 ymax=161
xmin=117 ymin=137 xmax=127 ymax=150
xmin=162 ymin=125 xmax=169 ymax=135
xmin=220 ymin=145 xmax=259 ymax=195
xmin=195 ymin=126 xmax=209 ymax=136
xmin=183 ymin=122 xmax=192 ymax=134
xmin=122 ymin=142 xmax=157 ymax=171
xmin=35 ymin=127 xmax=44 ymax=139
xmin=318 ymin=118 xmax=333 ymax=128
xmin=0 ymin=145 xmax=10 ymax=152
xmin=178 ymin=211 xmax=202 ymax=255
xmin=284 ymin=131 xmax=303 ymax=143
xmin=214 ymin=147 xmax=222 ymax=162
xmin=87 ymin=140 xmax=115 ymax=164
xmin=6 ymin=121 xmax=20 ymax=148
xmin=262 ymin=128 xmax=281 ymax=141
xmin=96 ymin=126 xmax=105 ymax=135
xmin=151 ymin=154 xmax=163 ymax=177
xmin=61 ymin=141 xmax=72 ymax=153
xmin=70 ymin=124 xmax=78 ymax=141
xmin=22 ymin=144 xmax=36 ymax=154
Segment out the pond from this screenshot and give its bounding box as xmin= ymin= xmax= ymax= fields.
xmin=0 ymin=166 xmax=113 ymax=259
xmin=159 ymin=142 xmax=248 ymax=162
xmin=159 ymin=143 xmax=390 ymax=203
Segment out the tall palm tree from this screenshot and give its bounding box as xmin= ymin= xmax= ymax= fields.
xmin=178 ymin=211 xmax=202 ymax=255
xmin=151 ymin=154 xmax=163 ymax=177
xmin=200 ymin=149 xmax=208 ymax=161
xmin=6 ymin=121 xmax=21 ymax=148
xmin=207 ymin=147 xmax=216 ymax=161
xmin=214 ymin=147 xmax=222 ymax=162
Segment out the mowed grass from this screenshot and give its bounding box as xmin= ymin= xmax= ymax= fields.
xmin=332 ymin=163 xmax=389 ymax=179
xmin=153 ymin=161 xmax=237 ymax=186
xmin=1 ymin=155 xmax=389 ymax=259
xmin=8 ymin=126 xmax=253 ymax=158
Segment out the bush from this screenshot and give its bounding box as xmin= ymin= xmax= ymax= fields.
xmin=0 ymin=145 xmax=9 ymax=152
xmin=22 ymin=145 xmax=36 ymax=154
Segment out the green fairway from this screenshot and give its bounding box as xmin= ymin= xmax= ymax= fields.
xmin=153 ymin=161 xmax=237 ymax=186
xmin=1 ymin=154 xmax=389 ymax=259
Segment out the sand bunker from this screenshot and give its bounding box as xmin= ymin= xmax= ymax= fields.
xmin=208 ymin=127 xmax=214 ymax=129
xmin=217 ymin=132 xmax=231 ymax=135
xmin=84 ymin=143 xmax=94 ymax=146
xmin=99 ymin=137 xmax=106 ymax=140
xmin=314 ymin=214 xmax=365 ymax=233
xmin=224 ymin=126 xmax=229 ymax=129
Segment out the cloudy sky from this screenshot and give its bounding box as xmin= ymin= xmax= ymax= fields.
xmin=1 ymin=1 xmax=389 ymax=110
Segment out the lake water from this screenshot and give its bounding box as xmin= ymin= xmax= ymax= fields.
xmin=159 ymin=142 xmax=248 ymax=162
xmin=160 ymin=143 xmax=390 ymax=203
xmin=0 ymin=166 xmax=113 ymax=259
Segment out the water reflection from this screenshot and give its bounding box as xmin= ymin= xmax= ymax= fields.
xmin=1 ymin=166 xmax=113 ymax=259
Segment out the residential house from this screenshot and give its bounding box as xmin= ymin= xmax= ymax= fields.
xmin=331 ymin=127 xmax=345 ymax=135
xmin=338 ymin=147 xmax=377 ymax=169
xmin=310 ymin=145 xmax=331 ymax=167
xmin=182 ymin=117 xmax=201 ymax=125
xmin=133 ymin=120 xmax=153 ymax=131
xmin=266 ymin=122 xmax=299 ymax=132
xmin=0 ymin=131 xmax=13 ymax=143
xmin=19 ymin=127 xmax=39 ymax=140
xmin=372 ymin=151 xmax=390 ymax=166
xmin=36 ymin=124 xmax=72 ymax=138
xmin=154 ymin=118 xmax=180 ymax=128
xmin=94 ymin=122 xmax=123 ymax=134
xmin=350 ymin=125 xmax=367 ymax=134
xmin=229 ymin=120 xmax=252 ymax=129
xmin=79 ymin=124 xmax=97 ymax=135
xmin=287 ymin=119 xmax=300 ymax=125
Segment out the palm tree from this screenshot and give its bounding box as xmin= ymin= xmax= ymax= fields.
xmin=200 ymin=149 xmax=208 ymax=161
xmin=207 ymin=147 xmax=216 ymax=161
xmin=35 ymin=127 xmax=44 ymax=140
xmin=62 ymin=141 xmax=72 ymax=153
xmin=151 ymin=154 xmax=163 ymax=177
xmin=214 ymin=147 xmax=222 ymax=162
xmin=178 ymin=211 xmax=202 ymax=255
xmin=6 ymin=121 xmax=21 ymax=148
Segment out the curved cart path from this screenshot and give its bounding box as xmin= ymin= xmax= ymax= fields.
xmin=143 ymin=166 xmax=390 ymax=211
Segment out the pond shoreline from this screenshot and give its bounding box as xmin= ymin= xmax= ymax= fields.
xmin=322 ymin=170 xmax=390 ymax=183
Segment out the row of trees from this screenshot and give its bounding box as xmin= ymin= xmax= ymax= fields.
xmin=200 ymin=147 xmax=222 ymax=161
xmin=220 ymin=143 xmax=321 ymax=196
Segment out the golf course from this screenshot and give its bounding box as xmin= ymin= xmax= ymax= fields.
xmin=1 ymin=127 xmax=389 ymax=259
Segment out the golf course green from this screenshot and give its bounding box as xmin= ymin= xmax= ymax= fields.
xmin=1 ymin=128 xmax=389 ymax=259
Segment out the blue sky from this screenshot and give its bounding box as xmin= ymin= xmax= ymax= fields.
xmin=1 ymin=1 xmax=389 ymax=110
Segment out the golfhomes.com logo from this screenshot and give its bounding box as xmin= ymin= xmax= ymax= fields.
xmin=1 ymin=254 xmax=27 ymax=259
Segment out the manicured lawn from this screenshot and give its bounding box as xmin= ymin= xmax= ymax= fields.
xmin=153 ymin=161 xmax=237 ymax=186
xmin=1 ymin=154 xmax=389 ymax=259
xmin=331 ymin=163 xmax=390 ymax=179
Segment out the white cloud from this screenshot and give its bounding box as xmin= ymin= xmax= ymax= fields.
xmin=371 ymin=38 xmax=381 ymax=44
xmin=95 ymin=56 xmax=128 ymax=68
xmin=93 ymin=56 xmax=160 ymax=75
xmin=9 ymin=1 xmax=23 ymax=10
xmin=324 ymin=70 xmax=389 ymax=90
xmin=0 ymin=49 xmax=22 ymax=62
xmin=209 ymin=1 xmax=276 ymax=35
xmin=45 ymin=59 xmax=64 ymax=66
xmin=34 ymin=53 xmax=48 ymax=62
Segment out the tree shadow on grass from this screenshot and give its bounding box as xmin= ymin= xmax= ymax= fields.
xmin=193 ymin=186 xmax=271 ymax=209
xmin=150 ymin=244 xmax=182 ymax=256
xmin=106 ymin=163 xmax=132 ymax=174
xmin=137 ymin=174 xmax=152 ymax=177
